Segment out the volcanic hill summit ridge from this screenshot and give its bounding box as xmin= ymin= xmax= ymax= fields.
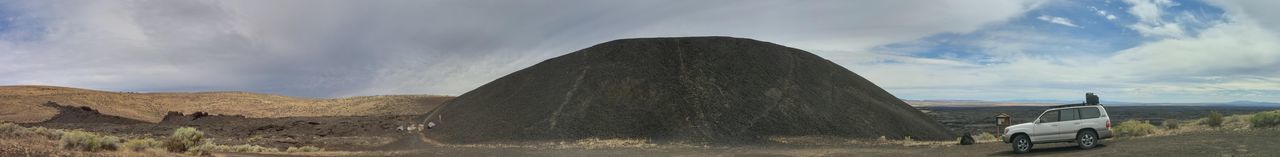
xmin=422 ymin=36 xmax=952 ymax=144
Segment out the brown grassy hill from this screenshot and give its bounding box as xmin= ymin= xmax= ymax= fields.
xmin=0 ymin=85 xmax=453 ymax=123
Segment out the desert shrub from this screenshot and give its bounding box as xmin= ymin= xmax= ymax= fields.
xmin=122 ymin=138 xmax=164 ymax=152
xmin=1164 ymin=119 xmax=1180 ymax=129
xmin=0 ymin=122 xmax=31 ymax=137
xmin=186 ymin=141 xmax=218 ymax=156
xmin=1222 ymin=114 xmax=1254 ymax=130
xmin=184 ymin=140 xmax=279 ymax=155
xmin=286 ymin=146 xmax=324 ymax=152
xmin=974 ymin=132 xmax=999 ymax=142
xmin=232 ymin=144 xmax=280 ymax=152
xmin=30 ymin=127 xmax=64 ymax=140
xmin=227 ymin=144 xmax=279 ymax=153
xmin=1250 ymin=111 xmax=1280 ymax=128
xmin=560 ymin=138 xmax=656 ymax=149
xmin=1113 ymin=120 xmax=1156 ymax=137
xmin=60 ymin=131 xmax=99 ymax=151
xmin=164 ymin=127 xmax=204 ymax=152
xmin=60 ymin=130 xmax=120 ymax=151
xmin=213 ymin=143 xmax=279 ymax=153
xmin=1203 ymin=111 xmax=1224 ymax=127
xmin=102 ymin=136 xmax=121 ymax=150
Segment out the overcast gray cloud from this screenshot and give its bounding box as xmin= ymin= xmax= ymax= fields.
xmin=0 ymin=0 xmax=1041 ymax=97
xmin=3 ymin=0 xmax=1275 ymax=103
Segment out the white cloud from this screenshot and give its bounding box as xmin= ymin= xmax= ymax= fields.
xmin=625 ymin=0 xmax=1047 ymax=52
xmin=1091 ymin=6 xmax=1118 ymax=20
xmin=1124 ymin=0 xmax=1187 ymax=37
xmin=1102 ymin=18 xmax=1280 ymax=98
xmin=858 ymin=0 xmax=1280 ymax=102
xmin=1205 ymin=0 xmax=1280 ymax=31
xmin=1037 ymin=15 xmax=1081 ymax=27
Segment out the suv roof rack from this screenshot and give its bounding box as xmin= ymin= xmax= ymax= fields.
xmin=1049 ymin=92 xmax=1104 ymax=109
xmin=1050 ymin=103 xmax=1096 ymax=109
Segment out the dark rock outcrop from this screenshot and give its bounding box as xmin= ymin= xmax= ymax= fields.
xmin=159 ymin=111 xmax=246 ymax=125
xmin=422 ymin=36 xmax=953 ymax=144
xmin=37 ymin=101 xmax=146 ymax=124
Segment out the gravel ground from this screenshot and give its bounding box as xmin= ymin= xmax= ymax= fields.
xmin=207 ymin=128 xmax=1279 ymax=157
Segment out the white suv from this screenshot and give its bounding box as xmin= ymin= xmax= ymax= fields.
xmin=1001 ymin=104 xmax=1113 ymax=153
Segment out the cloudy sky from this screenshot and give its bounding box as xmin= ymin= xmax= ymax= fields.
xmin=1 ymin=0 xmax=1277 ymax=103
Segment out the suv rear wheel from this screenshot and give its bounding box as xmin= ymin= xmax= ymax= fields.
xmin=1012 ymin=134 xmax=1032 ymax=153
xmin=1077 ymin=130 xmax=1098 ymax=149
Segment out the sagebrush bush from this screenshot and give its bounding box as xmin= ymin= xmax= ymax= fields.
xmin=102 ymin=136 xmax=121 ymax=150
xmin=165 ymin=127 xmax=204 ymax=152
xmin=231 ymin=144 xmax=279 ymax=153
xmin=1113 ymin=120 xmax=1156 ymax=137
xmin=30 ymin=127 xmax=64 ymax=140
xmin=974 ymin=132 xmax=999 ymax=142
xmin=191 ymin=143 xmax=281 ymax=154
xmin=1203 ymin=111 xmax=1224 ymax=127
xmin=179 ymin=136 xmax=279 ymax=155
xmin=60 ymin=130 xmax=120 ymax=151
xmin=0 ymin=122 xmax=31 ymax=137
xmin=122 ymin=138 xmax=164 ymax=152
xmin=1249 ymin=111 xmax=1280 ymax=128
xmin=286 ymin=146 xmax=323 ymax=152
xmin=1164 ymin=119 xmax=1180 ymax=129
xmin=187 ymin=141 xmax=218 ymax=156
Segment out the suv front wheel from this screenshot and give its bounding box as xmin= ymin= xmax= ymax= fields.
xmin=1012 ymin=135 xmax=1032 ymax=153
xmin=1077 ymin=130 xmax=1098 ymax=149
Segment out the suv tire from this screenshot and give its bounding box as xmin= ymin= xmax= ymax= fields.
xmin=1077 ymin=130 xmax=1098 ymax=149
xmin=1012 ymin=134 xmax=1032 ymax=153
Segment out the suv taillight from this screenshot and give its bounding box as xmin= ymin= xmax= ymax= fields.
xmin=1106 ymin=120 xmax=1112 ymax=128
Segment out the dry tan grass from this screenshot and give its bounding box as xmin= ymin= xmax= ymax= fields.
xmin=422 ymin=138 xmax=661 ymax=150
xmin=549 ymin=138 xmax=657 ymax=149
xmin=0 ymin=85 xmax=453 ymax=123
xmin=904 ymin=100 xmax=1056 ymax=107
xmin=0 ymin=126 xmax=186 ymax=156
xmin=766 ymin=135 xmax=962 ymax=148
xmin=1133 ymin=112 xmax=1267 ymax=138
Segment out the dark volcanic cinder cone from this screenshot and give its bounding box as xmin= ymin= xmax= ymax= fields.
xmin=422 ymin=36 xmax=952 ymax=145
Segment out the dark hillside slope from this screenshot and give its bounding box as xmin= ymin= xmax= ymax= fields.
xmin=423 ymin=36 xmax=952 ymax=144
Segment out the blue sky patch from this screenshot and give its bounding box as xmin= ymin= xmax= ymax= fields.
xmin=876 ymin=0 xmax=1226 ymax=65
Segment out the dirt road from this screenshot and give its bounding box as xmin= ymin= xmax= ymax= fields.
xmin=275 ymin=128 xmax=1277 ymax=157
xmin=866 ymin=128 xmax=1279 ymax=157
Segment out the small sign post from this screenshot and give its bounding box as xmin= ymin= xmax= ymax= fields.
xmin=996 ymin=113 xmax=1011 ymax=135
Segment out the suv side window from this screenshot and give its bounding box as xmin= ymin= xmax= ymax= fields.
xmin=1080 ymin=107 xmax=1100 ymax=119
xmin=1059 ymin=108 xmax=1079 ymax=121
xmin=1040 ymin=110 xmax=1059 ymax=123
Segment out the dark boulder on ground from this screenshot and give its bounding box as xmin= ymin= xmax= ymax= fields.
xmin=960 ymin=133 xmax=975 ymax=145
xmin=422 ymin=36 xmax=953 ymax=145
